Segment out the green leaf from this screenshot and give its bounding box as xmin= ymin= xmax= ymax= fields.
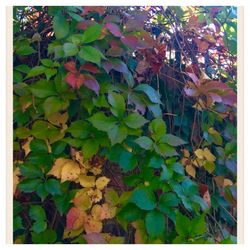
xmin=118 ymin=203 xmax=142 ymax=222
xmin=26 ymin=66 xmax=46 ymax=79
xmin=108 ymin=124 xmax=128 ymax=145
xmin=145 ymin=210 xmax=165 ymax=238
xmin=37 ymin=183 xmax=49 ymax=201
xmin=53 ymin=11 xmax=69 ymax=39
xmin=88 ymin=112 xmax=117 ymax=132
xmin=119 ymin=150 xmax=137 ymax=172
xmin=29 ymin=205 xmax=47 ymax=233
xmin=203 ymin=160 xmax=215 ymax=173
xmin=30 ymin=139 xmax=48 ymax=153
xmin=131 ymin=188 xmax=156 ymax=210
xmin=45 ymin=178 xmax=62 ymax=195
xmin=148 ymin=155 xmax=164 ymax=169
xmin=134 ymin=136 xmax=153 ymax=150
xmin=154 ymin=143 xmax=178 ymax=157
xmin=29 ymin=205 xmax=46 ymax=221
xmin=15 ymin=43 xmax=36 ymax=56
xmin=160 ymin=134 xmax=187 ymax=146
xmin=82 ymin=24 xmax=102 ymax=43
xmin=31 ymin=120 xmax=59 ymax=140
xmin=149 ymin=118 xmax=166 ymax=141
xmin=134 ymin=84 xmax=161 ymax=104
xmin=41 ymin=59 xmax=54 ymax=67
xmin=67 ymin=120 xmax=90 ymax=139
xmin=29 ymin=80 xmax=56 ymax=98
xmin=44 ymin=68 xmax=57 ymax=80
xmin=15 ymin=64 xmax=31 ymax=74
xmin=159 ymin=193 xmax=179 ymax=221
xmin=13 ymin=216 xmax=24 ymax=231
xmin=79 ymin=46 xmax=105 ymax=65
xmin=15 ymin=127 xmax=31 ymax=139
xmin=18 ymin=178 xmax=42 ymax=193
xmin=53 ymin=193 xmax=74 ymax=215
xmin=31 ymin=229 xmax=57 ymax=244
xmin=63 ymin=43 xmax=78 ymax=57
xmin=190 ymin=214 xmax=207 ymax=237
xmin=31 ymin=220 xmax=47 ymax=234
xmin=81 ymin=139 xmax=99 ymax=160
xmin=43 ymin=96 xmax=69 ymax=116
xmin=124 ymin=113 xmax=148 ymax=129
xmin=19 ymin=162 xmax=44 ymax=178
xmin=175 ymin=212 xmax=191 ymax=237
xmin=108 ymin=92 xmax=126 ymax=118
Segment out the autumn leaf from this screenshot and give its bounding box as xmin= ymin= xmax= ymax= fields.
xmin=79 ymin=175 xmax=96 ymax=188
xmin=73 ymin=188 xmax=93 ymax=211
xmin=185 ymin=165 xmax=196 ymax=178
xmin=96 ymin=176 xmax=110 ymax=190
xmin=84 ymin=215 xmax=103 ymax=234
xmin=13 ymin=167 xmax=21 ymax=194
xmin=66 ymin=207 xmax=86 ymax=230
xmin=47 ymin=158 xmax=72 ymax=179
xmin=61 ymin=160 xmax=81 ymax=183
xmin=22 ymin=137 xmax=33 ymax=156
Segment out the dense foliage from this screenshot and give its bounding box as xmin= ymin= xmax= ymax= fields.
xmin=13 ymin=6 xmax=237 ymax=244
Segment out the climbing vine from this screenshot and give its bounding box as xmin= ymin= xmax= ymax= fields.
xmin=13 ymin=6 xmax=237 ymax=244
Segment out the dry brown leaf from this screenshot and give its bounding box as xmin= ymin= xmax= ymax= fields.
xmin=13 ymin=167 xmax=21 ymax=194
xmin=223 ymin=178 xmax=233 ymax=187
xmin=100 ymin=203 xmax=116 ymax=220
xmin=22 ymin=137 xmax=33 ymax=156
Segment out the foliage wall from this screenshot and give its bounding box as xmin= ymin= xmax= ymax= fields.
xmin=13 ymin=6 xmax=237 ymax=244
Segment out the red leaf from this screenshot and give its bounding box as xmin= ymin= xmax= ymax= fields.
xmin=121 ymin=35 xmax=139 ymax=49
xmin=64 ymin=61 xmax=77 ymax=73
xmin=77 ymin=20 xmax=96 ymax=30
xmin=83 ymin=233 xmax=106 ymax=244
xmin=83 ymin=74 xmax=100 ymax=95
xmin=82 ymin=6 xmax=105 ymax=16
xmin=66 ymin=207 xmax=85 ymax=230
xmin=105 ymin=23 xmax=122 ymax=37
xmin=65 ymin=72 xmax=85 ymax=89
xmin=80 ymin=63 xmax=100 ymax=74
xmin=102 ymin=59 xmax=128 ymax=74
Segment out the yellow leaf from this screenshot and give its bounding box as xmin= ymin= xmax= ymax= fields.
xmin=194 ymin=149 xmax=204 ymax=159
xmin=203 ymin=147 xmax=216 ymax=162
xmin=192 ymin=158 xmax=203 ymax=167
xmin=73 ymin=188 xmax=93 ymax=211
xmin=61 ymin=160 xmax=80 ymax=183
xmin=47 ymin=112 xmax=68 ymax=126
xmin=88 ymin=188 xmax=103 ymax=203
xmin=13 ymin=167 xmax=21 ymax=194
xmin=21 ymin=137 xmax=33 ymax=156
xmin=63 ymin=228 xmax=83 ymax=239
xmin=84 ymin=215 xmax=103 ymax=234
xmin=185 ymin=165 xmax=196 ymax=178
xmin=91 ymin=204 xmax=102 ymax=220
xmin=79 ymin=174 xmax=96 ymax=188
xmin=96 ymin=176 xmax=110 ymax=190
xmin=47 ymin=158 xmax=71 ymax=179
xmin=89 ymin=166 xmax=102 ymax=175
xmin=223 ymin=178 xmax=233 ymax=187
